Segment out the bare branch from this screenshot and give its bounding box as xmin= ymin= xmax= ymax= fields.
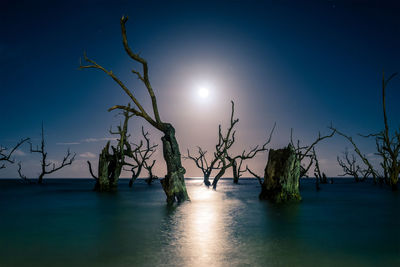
xmin=120 ymin=16 xmax=162 ymax=125
xmin=45 ymin=149 xmax=76 ymax=175
xmin=30 ymin=124 xmax=75 ymax=183
xmin=0 ymin=138 xmax=30 ymax=167
xmin=17 ymin=162 xmax=31 ymax=183
xmin=87 ymin=161 xmax=98 ymax=180
xmin=291 ymin=128 xmax=335 ymax=177
xmin=80 ymin=52 xmax=161 ymax=130
xmin=246 ymin=165 xmax=263 ymax=186
xmin=329 ymin=126 xmax=379 ymax=181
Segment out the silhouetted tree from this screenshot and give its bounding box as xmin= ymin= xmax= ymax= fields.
xmin=231 ymin=124 xmax=275 ymax=184
xmin=30 ymin=124 xmax=75 ymax=184
xmin=337 ymin=148 xmax=370 ymax=182
xmin=290 ymin=128 xmax=335 ymax=178
xmin=211 ymin=101 xmax=275 ymax=189
xmin=186 ymin=101 xmax=238 ymax=188
xmin=80 ymin=16 xmax=189 ymax=203
xmin=330 ymin=72 xmax=399 ymax=190
xmin=184 ymin=146 xmax=221 ymax=186
xmin=125 ymin=127 xmax=157 ymax=187
xmin=0 ymin=138 xmax=29 ymax=169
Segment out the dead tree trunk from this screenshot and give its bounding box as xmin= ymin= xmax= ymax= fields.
xmin=381 ymin=71 xmax=400 ymax=190
xmin=144 ymin=160 xmax=157 ymax=185
xmin=81 ymin=16 xmax=189 ymax=203
xmin=259 ymin=144 xmax=301 ymax=203
xmin=212 ymin=158 xmax=229 ymax=189
xmin=89 ymin=142 xmax=112 ymax=191
xmin=232 ymin=159 xmax=239 ymax=184
xmin=88 ymin=110 xmax=137 ymax=191
xmin=160 ymin=124 xmax=189 ymax=203
xmin=30 ymin=123 xmax=75 ymax=184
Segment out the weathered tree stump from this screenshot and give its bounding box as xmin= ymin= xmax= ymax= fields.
xmin=259 ymin=144 xmax=301 ymax=203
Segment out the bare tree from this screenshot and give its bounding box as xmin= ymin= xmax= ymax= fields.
xmin=30 ymin=124 xmax=75 ymax=184
xmin=290 ymin=128 xmax=336 ymax=178
xmin=231 ymin=123 xmax=275 ymax=184
xmin=337 ymin=148 xmax=370 ymax=182
xmin=80 ymin=16 xmax=189 ymax=203
xmin=330 ymin=128 xmax=378 ymax=181
xmin=378 ymin=71 xmax=399 ymax=189
xmin=185 ymin=147 xmax=222 ymax=186
xmin=210 ymin=101 xmax=275 ymax=189
xmin=0 ymin=138 xmax=29 ymax=169
xmin=125 ymin=127 xmax=158 ymax=187
xmin=330 ymin=71 xmax=399 ymax=190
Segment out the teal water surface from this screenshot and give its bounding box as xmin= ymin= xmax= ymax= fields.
xmin=0 ymin=178 xmax=399 ymax=267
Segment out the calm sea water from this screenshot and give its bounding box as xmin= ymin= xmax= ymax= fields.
xmin=0 ymin=178 xmax=399 ymax=267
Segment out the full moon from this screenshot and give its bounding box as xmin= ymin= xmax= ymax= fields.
xmin=198 ymin=87 xmax=209 ymax=98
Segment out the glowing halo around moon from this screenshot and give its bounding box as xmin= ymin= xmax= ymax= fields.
xmin=198 ymin=87 xmax=209 ymax=99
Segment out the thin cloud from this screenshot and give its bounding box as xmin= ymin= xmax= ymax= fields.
xmin=13 ymin=149 xmax=26 ymax=156
xmin=79 ymin=152 xmax=97 ymax=158
xmin=56 ymin=137 xmax=117 ymax=145
xmin=57 ymin=142 xmax=80 ymax=145
xmin=82 ymin=137 xmax=117 ymax=143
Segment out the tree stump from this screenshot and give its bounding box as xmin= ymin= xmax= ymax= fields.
xmin=259 ymin=144 xmax=301 ymax=203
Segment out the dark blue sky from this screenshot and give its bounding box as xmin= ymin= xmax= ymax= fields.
xmin=1 ymin=0 xmax=399 ymax=178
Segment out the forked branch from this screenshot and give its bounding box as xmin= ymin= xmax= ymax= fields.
xmin=0 ymin=138 xmax=30 ymax=169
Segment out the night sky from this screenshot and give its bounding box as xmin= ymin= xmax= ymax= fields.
xmin=1 ymin=0 xmax=399 ymax=178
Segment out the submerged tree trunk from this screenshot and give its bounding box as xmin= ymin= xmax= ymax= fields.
xmin=212 ymin=167 xmax=226 ymax=189
xmin=95 ymin=142 xmax=111 ymax=191
xmin=260 ymin=144 xmax=301 ymax=203
xmin=92 ymin=141 xmax=124 ymax=192
xmin=232 ymin=159 xmax=239 ymax=184
xmin=204 ymin=172 xmax=211 ymax=187
xmin=390 ymin=169 xmax=399 ymax=191
xmin=160 ymin=124 xmax=189 ymax=204
xmin=128 ymin=172 xmax=139 ymax=187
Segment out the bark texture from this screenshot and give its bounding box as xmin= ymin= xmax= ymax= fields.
xmin=91 ymin=141 xmax=124 ymax=192
xmin=260 ymin=145 xmax=301 ymax=203
xmin=160 ymin=124 xmax=189 ymax=204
